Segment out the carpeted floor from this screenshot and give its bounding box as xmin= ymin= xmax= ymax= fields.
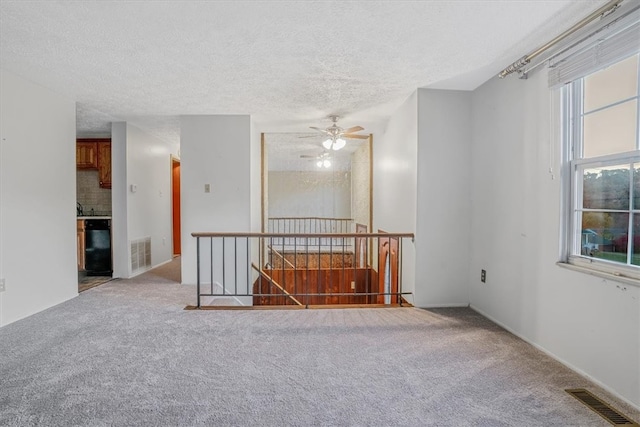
xmin=0 ymin=257 xmax=638 ymax=426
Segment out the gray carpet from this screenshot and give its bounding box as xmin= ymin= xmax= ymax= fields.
xmin=1 ymin=258 xmax=638 ymax=426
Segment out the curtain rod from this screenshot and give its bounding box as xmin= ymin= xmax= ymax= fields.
xmin=498 ymin=0 xmax=624 ymax=78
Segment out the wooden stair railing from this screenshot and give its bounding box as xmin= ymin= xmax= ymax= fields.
xmin=251 ymin=263 xmax=303 ymax=306
xmin=267 ymin=245 xmax=296 ymax=269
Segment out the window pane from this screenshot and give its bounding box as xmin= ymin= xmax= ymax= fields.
xmin=634 ymin=166 xmax=640 ymax=210
xmin=580 ymin=212 xmax=628 ymax=263
xmin=584 ymin=54 xmax=639 ymax=113
xmin=583 ymin=99 xmax=638 ymax=158
xmin=582 ymin=165 xmax=630 ymax=210
xmin=632 ymin=214 xmax=640 ymax=266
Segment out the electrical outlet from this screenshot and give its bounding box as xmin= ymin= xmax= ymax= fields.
xmin=481 ymin=269 xmax=486 ymax=283
xmin=0 ymin=278 xmax=5 ymax=292
xmin=351 ymin=281 xmax=355 ymax=290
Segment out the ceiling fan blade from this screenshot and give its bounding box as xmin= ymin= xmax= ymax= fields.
xmin=343 ymin=133 xmax=369 ymax=140
xmin=298 ymin=134 xmax=320 ymax=138
xmin=310 ymin=127 xmax=330 ymax=135
xmin=300 ymin=154 xmax=317 ymax=158
xmin=342 ymin=126 xmax=364 ymax=134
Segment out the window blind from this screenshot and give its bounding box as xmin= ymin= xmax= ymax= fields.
xmin=548 ymin=10 xmax=639 ymax=89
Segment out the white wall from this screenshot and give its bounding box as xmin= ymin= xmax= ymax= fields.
xmin=470 ymin=68 xmax=640 ymax=407
xmin=111 ymin=122 xmax=176 ymax=278
xmin=180 ymin=115 xmax=253 ymax=285
xmin=415 ymin=89 xmax=471 ymax=307
xmin=250 ymin=124 xmax=261 ymax=233
xmin=268 ymin=171 xmax=351 ymax=218
xmin=111 ymin=122 xmax=129 ymax=278
xmin=0 ymin=70 xmax=77 ymax=326
xmin=374 ymin=91 xmax=418 ymax=301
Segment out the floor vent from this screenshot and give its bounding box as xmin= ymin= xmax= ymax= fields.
xmin=131 ymin=237 xmax=152 ymax=273
xmin=566 ymin=389 xmax=639 ymax=426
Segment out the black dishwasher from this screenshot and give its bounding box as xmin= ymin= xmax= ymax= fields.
xmin=85 ymin=219 xmax=112 ymax=276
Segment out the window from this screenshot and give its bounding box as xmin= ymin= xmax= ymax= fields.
xmin=564 ymin=53 xmax=640 ymax=278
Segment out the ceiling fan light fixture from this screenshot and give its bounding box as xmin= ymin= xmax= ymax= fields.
xmin=323 ymin=159 xmax=331 ymax=168
xmin=316 ymin=160 xmax=323 ymax=167
xmin=310 ymin=116 xmax=365 ymax=150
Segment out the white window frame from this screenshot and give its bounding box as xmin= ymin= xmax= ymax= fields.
xmin=561 ymin=54 xmax=640 ymax=282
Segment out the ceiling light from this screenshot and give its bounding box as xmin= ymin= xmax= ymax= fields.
xmin=322 ymin=137 xmax=346 ymax=151
xmin=316 ymin=160 xmax=323 ymax=167
xmin=323 ymin=159 xmax=331 ymax=168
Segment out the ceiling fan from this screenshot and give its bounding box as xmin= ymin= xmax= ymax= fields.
xmin=309 ymin=115 xmax=368 ymax=151
xmin=300 ymin=151 xmax=332 ymax=168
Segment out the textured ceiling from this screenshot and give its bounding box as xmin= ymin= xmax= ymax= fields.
xmin=0 ymin=0 xmax=606 ymax=148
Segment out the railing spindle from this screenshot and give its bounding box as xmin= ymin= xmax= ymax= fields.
xmin=196 ymin=236 xmax=201 ymax=308
xmin=399 ymin=238 xmax=403 ymax=307
xmin=246 ymin=236 xmax=250 ymax=298
xmin=210 ymin=237 xmax=214 ymax=296
xmin=329 ymin=236 xmax=333 ymax=304
xmin=342 ymin=235 xmax=345 ymax=304
xmin=305 ymin=234 xmax=309 ymax=308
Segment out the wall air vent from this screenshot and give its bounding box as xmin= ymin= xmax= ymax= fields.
xmin=130 ymin=237 xmax=152 ymax=274
xmin=566 ymin=389 xmax=639 ymax=426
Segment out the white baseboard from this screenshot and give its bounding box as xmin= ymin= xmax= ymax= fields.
xmin=469 ymin=304 xmax=640 ymax=412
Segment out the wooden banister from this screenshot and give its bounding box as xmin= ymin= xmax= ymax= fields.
xmin=267 ymin=245 xmax=296 ymax=269
xmin=251 ymin=263 xmax=303 ymax=306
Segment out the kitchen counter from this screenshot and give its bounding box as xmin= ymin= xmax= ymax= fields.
xmin=78 ymin=216 xmax=112 ymax=220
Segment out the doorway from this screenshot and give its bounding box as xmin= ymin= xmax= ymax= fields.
xmin=171 ymin=158 xmax=181 ymax=256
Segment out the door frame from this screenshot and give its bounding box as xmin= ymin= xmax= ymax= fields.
xmin=171 ymin=155 xmax=181 ymax=256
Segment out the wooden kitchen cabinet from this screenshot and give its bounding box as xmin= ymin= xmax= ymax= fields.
xmin=77 ymin=219 xmax=85 ymax=271
xmin=77 ymin=138 xmax=111 ymax=188
xmin=76 ymin=142 xmax=98 ymax=168
xmin=97 ymin=141 xmax=111 ymax=189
